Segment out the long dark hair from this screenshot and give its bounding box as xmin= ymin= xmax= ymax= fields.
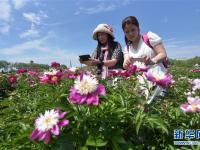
xmin=122 ymin=16 xmax=139 ymax=45
xmin=95 ymin=34 xmax=116 ymax=60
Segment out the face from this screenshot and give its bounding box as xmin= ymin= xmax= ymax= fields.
xmin=124 ymin=24 xmax=140 ymax=42
xmin=97 ymin=32 xmax=108 ymax=45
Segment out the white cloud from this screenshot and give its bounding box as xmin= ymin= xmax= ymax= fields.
xmin=96 ymin=0 xmax=131 ymax=5
xmin=0 ymin=28 xmax=81 ymax=66
xmin=167 ymin=45 xmax=200 ymax=59
xmin=0 ymin=24 xmax=10 ymax=35
xmin=0 ymin=38 xmax=49 ymax=55
xmin=0 ymin=0 xmax=37 ymax=35
xmin=164 ymin=38 xmax=200 ymax=58
xmin=23 ymin=11 xmax=48 ymax=25
xmin=20 ymin=28 xmax=39 ymax=38
xmin=0 ymin=31 xmax=55 ymax=55
xmin=75 ymin=0 xmax=132 ymax=15
xmin=75 ymin=4 xmax=116 ymax=15
xmin=0 ymin=0 xmax=11 ymax=22
xmin=33 ymin=49 xmax=80 ymax=67
xmin=12 ymin=0 xmax=28 ymax=9
xmin=12 ymin=0 xmax=40 ymax=9
xmin=0 ymin=45 xmax=81 ymax=66
xmin=21 ymin=11 xmax=48 ymax=38
xmin=4 ymin=49 xmax=81 ymax=67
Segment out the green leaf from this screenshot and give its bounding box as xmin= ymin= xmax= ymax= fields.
xmin=147 ymin=116 xmax=168 ymax=134
xmin=113 ymin=135 xmax=127 ymax=144
xmin=86 ymin=135 xmax=107 ymax=147
xmin=80 ymin=146 xmax=88 ymax=150
xmin=167 ymin=144 xmax=175 ymax=150
xmin=112 ymin=140 xmax=121 ymax=150
xmin=135 ymin=111 xmax=145 ymax=135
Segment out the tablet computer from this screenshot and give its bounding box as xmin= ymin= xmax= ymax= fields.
xmin=79 ymin=54 xmax=91 ymax=61
xmin=132 ymin=57 xmax=144 ymax=62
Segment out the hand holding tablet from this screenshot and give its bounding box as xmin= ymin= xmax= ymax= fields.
xmin=79 ymin=55 xmax=91 ymax=61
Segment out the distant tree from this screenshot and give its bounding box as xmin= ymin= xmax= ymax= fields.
xmin=30 ymin=60 xmax=34 ymax=64
xmin=0 ymin=61 xmax=10 ymax=68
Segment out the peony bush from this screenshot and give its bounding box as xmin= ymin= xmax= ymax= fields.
xmin=0 ymin=58 xmax=200 ymax=150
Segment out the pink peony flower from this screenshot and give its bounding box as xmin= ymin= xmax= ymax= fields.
xmin=109 ymin=65 xmax=137 ymax=78
xmin=127 ymin=64 xmax=137 ymax=75
xmin=69 ymin=74 xmax=106 ymax=105
xmin=133 ymin=61 xmax=149 ymax=72
xmin=28 ymin=71 xmax=39 ymax=78
xmin=145 ymin=66 xmax=172 ymax=88
xmin=192 ymin=79 xmax=200 ymax=91
xmin=64 ymin=67 xmax=80 ymax=79
xmin=51 ymin=61 xmax=60 ymax=69
xmin=30 ymin=109 xmax=69 ymax=144
xmin=17 ymin=68 xmax=27 ymax=74
xmin=180 ymin=96 xmax=200 ymax=113
xmin=7 ymin=75 xmax=17 ymax=85
xmin=39 ymin=70 xmax=63 ymax=84
xmin=191 ymin=69 xmax=200 ymax=73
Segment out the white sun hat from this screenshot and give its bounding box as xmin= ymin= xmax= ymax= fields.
xmin=92 ymin=23 xmax=114 ymax=40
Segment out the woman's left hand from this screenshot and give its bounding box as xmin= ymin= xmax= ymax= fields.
xmin=143 ymin=56 xmax=156 ymax=65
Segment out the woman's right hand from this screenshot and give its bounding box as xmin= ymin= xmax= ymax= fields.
xmin=79 ymin=59 xmax=91 ymax=65
xmin=123 ymin=56 xmax=133 ymax=69
xmin=79 ymin=58 xmax=100 ymax=66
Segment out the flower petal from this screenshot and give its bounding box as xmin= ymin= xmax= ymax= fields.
xmin=44 ymin=131 xmax=51 ymax=144
xmin=30 ymin=129 xmax=40 ymax=140
xmin=79 ymin=95 xmax=87 ymax=104
xmin=58 ymin=120 xmax=69 ymax=126
xmin=180 ymin=103 xmax=190 ymax=112
xmin=97 ymin=84 xmax=106 ymax=96
xmin=59 ymin=112 xmax=67 ymax=119
xmin=69 ymin=87 xmax=82 ymax=103
xmin=86 ymin=94 xmax=99 ymax=106
xmin=38 ymin=132 xmax=47 ymax=141
xmin=51 ymin=125 xmax=59 ymax=135
xmin=145 ymin=72 xmax=157 ymax=83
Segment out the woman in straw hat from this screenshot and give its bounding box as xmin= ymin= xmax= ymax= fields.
xmin=80 ymin=23 xmax=124 ymax=79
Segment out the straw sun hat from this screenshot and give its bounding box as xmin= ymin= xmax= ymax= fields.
xmin=92 ymin=24 xmax=114 ymax=40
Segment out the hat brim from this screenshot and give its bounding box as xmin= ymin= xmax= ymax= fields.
xmin=93 ymin=30 xmax=114 ymax=40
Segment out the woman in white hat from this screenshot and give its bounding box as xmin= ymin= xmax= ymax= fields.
xmin=80 ymin=23 xmax=123 ymax=79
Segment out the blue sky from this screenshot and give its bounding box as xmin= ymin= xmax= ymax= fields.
xmin=0 ymin=0 xmax=200 ymax=67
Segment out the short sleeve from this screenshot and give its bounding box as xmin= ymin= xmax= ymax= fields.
xmin=111 ymin=42 xmax=122 ymax=60
xmin=123 ymin=46 xmax=128 ymax=54
xmin=147 ymin=31 xmax=162 ymax=47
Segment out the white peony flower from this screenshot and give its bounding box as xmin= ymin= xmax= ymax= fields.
xmin=133 ymin=61 xmax=146 ymax=68
xmin=44 ymin=69 xmax=58 ymax=75
xmin=69 ymin=67 xmax=78 ymax=72
xmin=36 ymin=110 xmax=59 ymax=132
xmin=192 ymin=79 xmax=200 ymax=91
xmin=148 ymin=65 xmax=166 ymax=80
xmin=74 ymin=75 xmax=98 ymax=95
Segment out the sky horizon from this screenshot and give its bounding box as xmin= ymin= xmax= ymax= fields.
xmin=0 ymin=0 xmax=200 ymax=67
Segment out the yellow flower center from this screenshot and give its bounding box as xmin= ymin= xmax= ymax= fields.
xmin=191 ymin=104 xmax=197 ymax=111
xmin=51 ymin=76 xmax=58 ymax=82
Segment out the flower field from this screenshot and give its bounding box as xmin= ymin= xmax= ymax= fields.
xmin=0 ymin=58 xmax=200 ymax=150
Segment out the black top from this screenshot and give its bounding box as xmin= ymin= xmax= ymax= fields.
xmin=92 ymin=41 xmax=124 ymax=69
